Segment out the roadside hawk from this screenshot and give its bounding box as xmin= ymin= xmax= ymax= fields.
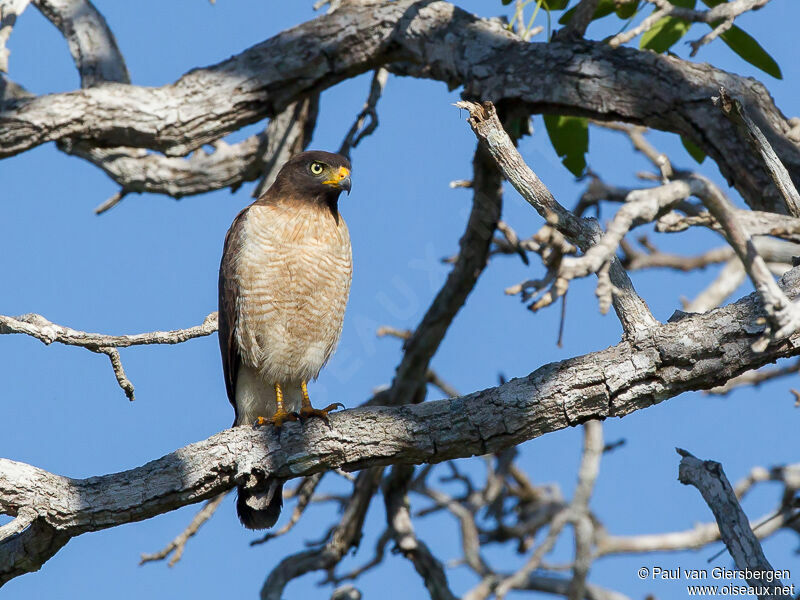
xmin=218 ymin=150 xmax=352 ymax=529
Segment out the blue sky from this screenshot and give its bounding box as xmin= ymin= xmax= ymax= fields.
xmin=2 ymin=1 xmax=799 ymax=598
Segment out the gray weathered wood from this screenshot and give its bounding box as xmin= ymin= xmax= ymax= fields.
xmin=1 ymin=1 xmax=798 ymax=210
xmin=4 ymin=266 xmax=800 ymax=584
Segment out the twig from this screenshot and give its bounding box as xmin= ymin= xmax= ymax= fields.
xmin=690 ymin=18 xmax=734 ymax=56
xmin=518 ymin=180 xmax=702 ymax=314
xmin=621 ymin=237 xmax=733 ymax=272
xmin=707 ymin=358 xmax=800 ymax=395
xmin=140 ymin=492 xmax=228 ymax=567
xmin=609 ymin=0 xmax=771 ymax=48
xmin=326 ymin=529 xmax=392 ymax=584
xmin=592 ymin=122 xmax=673 ymax=182
xmin=683 ymin=258 xmax=747 ymax=313
xmin=250 ymin=474 xmax=324 ymax=546
xmin=0 ymin=311 xmax=217 ymax=400
xmin=97 ymin=347 xmax=135 ymax=401
xmin=338 ymin=68 xmax=388 ymax=159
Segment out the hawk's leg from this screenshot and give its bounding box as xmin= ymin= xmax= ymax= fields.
xmin=298 ymin=381 xmax=344 ymax=423
xmin=255 ymin=383 xmax=297 ymax=429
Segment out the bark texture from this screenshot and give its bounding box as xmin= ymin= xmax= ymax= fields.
xmin=2 ymin=1 xmax=799 ymax=210
xmin=4 ymin=266 xmax=800 ymax=584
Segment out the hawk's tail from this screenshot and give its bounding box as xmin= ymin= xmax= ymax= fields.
xmin=236 ymin=477 xmax=283 ymax=530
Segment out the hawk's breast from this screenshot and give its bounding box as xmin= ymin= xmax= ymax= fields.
xmin=234 ymin=201 xmax=352 ymax=384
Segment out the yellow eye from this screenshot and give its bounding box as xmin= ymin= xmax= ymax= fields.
xmin=310 ymin=162 xmax=324 ymax=175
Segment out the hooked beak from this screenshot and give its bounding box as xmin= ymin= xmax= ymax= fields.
xmin=323 ymin=166 xmax=352 ymax=194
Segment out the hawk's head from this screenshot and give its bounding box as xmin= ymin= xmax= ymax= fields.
xmin=273 ymin=151 xmax=352 ymax=203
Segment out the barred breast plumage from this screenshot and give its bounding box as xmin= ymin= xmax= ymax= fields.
xmin=218 ymin=150 xmax=353 ymax=530
xmin=232 ymin=200 xmax=351 ymax=423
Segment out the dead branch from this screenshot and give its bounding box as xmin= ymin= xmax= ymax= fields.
xmin=0 ymin=0 xmax=30 ymax=72
xmin=0 ymin=311 xmax=217 ymax=349
xmin=0 ymin=311 xmax=217 ymax=400
xmin=683 ymin=258 xmax=747 ymax=313
xmin=32 ymin=0 xmax=129 ymax=87
xmin=457 ymin=100 xmax=658 ymax=335
xmin=139 ymin=492 xmax=228 ymax=567
xmin=338 ymin=68 xmax=388 ymax=159
xmin=260 ymin=468 xmax=383 ymax=600
xmin=715 ymin=87 xmax=800 ymax=217
xmin=678 ymin=449 xmax=786 ymax=598
xmin=688 ymin=174 xmax=800 ymax=350
xmin=707 ymin=358 xmax=800 ymax=395
xmin=383 ymin=466 xmax=457 ymax=600
xmin=2 ymin=1 xmax=798 ymax=211
xmin=620 ymin=238 xmax=734 ymax=272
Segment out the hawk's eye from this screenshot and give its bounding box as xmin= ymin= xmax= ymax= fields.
xmin=310 ymin=162 xmax=324 ymax=175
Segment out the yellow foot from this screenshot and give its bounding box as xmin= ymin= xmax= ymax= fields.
xmin=254 ymin=409 xmax=298 ymax=429
xmin=298 ymin=402 xmax=345 ymax=424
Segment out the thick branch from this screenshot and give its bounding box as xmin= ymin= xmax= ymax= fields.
xmin=6 ymin=267 xmax=800 ymax=583
xmin=2 ymin=1 xmax=798 ymax=210
xmin=65 ymin=96 xmax=318 ymax=206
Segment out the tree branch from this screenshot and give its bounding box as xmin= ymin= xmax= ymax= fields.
xmin=0 ymin=311 xmax=217 ymax=400
xmin=139 ymin=492 xmax=228 ymax=567
xmin=6 ymin=267 xmax=800 ymax=584
xmin=2 ymin=1 xmax=798 ymax=211
xmin=678 ymin=450 xmax=786 ymax=599
xmin=0 ymin=0 xmax=30 ymax=73
xmin=715 ymin=87 xmax=800 ymax=218
xmin=32 ymin=0 xmax=129 ymax=87
xmin=456 ymin=100 xmax=658 ymax=335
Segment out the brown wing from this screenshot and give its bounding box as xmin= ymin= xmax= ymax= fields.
xmin=218 ymin=207 xmax=249 ymax=424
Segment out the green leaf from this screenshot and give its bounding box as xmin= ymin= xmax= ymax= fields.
xmin=543 ymin=115 xmax=589 ymax=177
xmin=699 ymin=0 xmax=726 ymax=6
xmin=719 ymin=25 xmax=782 ymax=79
xmin=559 ymin=0 xmax=615 ymax=25
xmin=502 ymin=0 xmax=514 ymax=5
xmin=544 ymin=0 xmax=570 ymax=10
xmin=615 ymin=0 xmax=639 ymax=19
xmin=668 ymin=0 xmax=696 ymax=8
xmin=639 ymin=16 xmax=691 ymax=53
xmin=680 ymin=135 xmax=706 ymax=164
